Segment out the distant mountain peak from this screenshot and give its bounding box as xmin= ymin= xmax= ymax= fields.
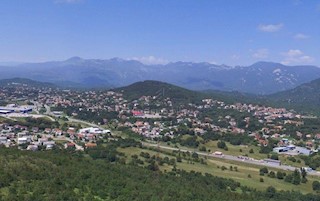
xmin=65 ymin=56 xmax=84 ymax=62
xmin=250 ymin=61 xmax=285 ymax=68
xmin=110 ymin=57 xmax=126 ymax=62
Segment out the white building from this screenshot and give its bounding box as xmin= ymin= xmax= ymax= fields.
xmin=79 ymin=127 xmax=111 ymax=134
xmin=18 ymin=137 xmax=28 ymax=145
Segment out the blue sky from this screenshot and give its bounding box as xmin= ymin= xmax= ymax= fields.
xmin=0 ymin=0 xmax=319 ymax=66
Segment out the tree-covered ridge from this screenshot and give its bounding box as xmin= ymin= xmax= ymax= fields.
xmin=0 ymin=145 xmax=319 ymax=201
xmin=267 ymin=78 xmax=320 ymax=114
xmin=115 ymin=80 xmax=209 ymax=104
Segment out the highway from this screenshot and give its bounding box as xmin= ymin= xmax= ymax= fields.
xmin=143 ymin=142 xmax=320 ymax=176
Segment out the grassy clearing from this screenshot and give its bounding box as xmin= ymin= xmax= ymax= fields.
xmin=203 ymin=140 xmax=268 ymax=159
xmin=54 ymin=139 xmax=69 ymax=145
xmin=279 ymin=155 xmax=306 ymax=167
xmin=179 ymin=157 xmax=317 ymax=193
xmin=111 ymin=131 xmax=126 ymax=137
xmin=118 ymin=147 xmax=176 ymax=161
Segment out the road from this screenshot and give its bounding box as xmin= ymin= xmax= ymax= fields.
xmin=44 ymin=104 xmax=51 ymax=115
xmin=67 ymin=117 xmax=104 ymax=129
xmin=30 ymin=101 xmax=40 ymax=114
xmin=1 ymin=112 xmax=56 ymax=121
xmin=142 ymin=142 xmax=320 ymax=176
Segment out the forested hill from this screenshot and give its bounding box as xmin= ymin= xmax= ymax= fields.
xmin=0 ymin=146 xmax=319 ymax=201
xmin=115 ymin=80 xmax=209 ymax=104
xmin=115 ymin=80 xmax=271 ymax=107
xmin=267 ymin=78 xmax=320 ymax=114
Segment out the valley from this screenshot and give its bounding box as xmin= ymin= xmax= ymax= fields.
xmin=1 ymin=1 xmax=319 ymax=200
xmin=1 ymin=79 xmax=320 ymax=199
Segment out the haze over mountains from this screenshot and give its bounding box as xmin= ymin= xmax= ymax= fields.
xmin=0 ymin=57 xmax=319 ymax=94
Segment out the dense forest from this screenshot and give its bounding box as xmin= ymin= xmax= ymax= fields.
xmin=0 ymin=141 xmax=320 ymax=201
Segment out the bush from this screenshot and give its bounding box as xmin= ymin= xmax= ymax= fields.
xmin=270 ymin=154 xmax=279 ymax=160
xmin=312 ymin=181 xmax=320 ymax=191
xmin=276 ymin=171 xmax=285 ymax=180
xmin=199 ymin=146 xmax=207 ymax=152
xmin=288 ymin=156 xmax=296 ymax=162
xmin=268 ymin=171 xmax=275 ymax=178
xmin=217 ymin=141 xmax=227 ymax=149
xmin=176 ymin=156 xmax=182 ymax=162
xmin=266 ymin=186 xmax=276 ymax=198
xmin=284 ymin=174 xmax=293 ymax=183
xmin=259 ymin=167 xmax=268 ymax=175
xmin=301 ymin=177 xmax=307 ymax=183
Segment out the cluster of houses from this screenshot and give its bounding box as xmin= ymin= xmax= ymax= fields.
xmin=119 ymin=97 xmax=303 ymax=142
xmin=0 ymin=124 xmax=55 ymax=150
xmin=0 ymin=121 xmax=112 ymax=151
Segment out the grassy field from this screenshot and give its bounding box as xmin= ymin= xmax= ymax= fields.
xmin=279 ymin=155 xmax=306 ymax=167
xmin=54 ymin=139 xmax=69 ymax=145
xmin=118 ymin=146 xmax=319 ymax=194
xmin=0 ymin=116 xmax=7 ymax=121
xmin=203 ymin=140 xmax=267 ymax=159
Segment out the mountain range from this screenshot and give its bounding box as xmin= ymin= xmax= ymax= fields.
xmin=0 ymin=57 xmax=319 ymax=94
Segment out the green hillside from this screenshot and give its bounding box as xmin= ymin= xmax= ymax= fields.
xmin=0 ymin=145 xmax=319 ymax=201
xmin=268 ymin=78 xmax=320 ymax=115
xmin=115 ymin=80 xmax=209 ymax=104
xmin=116 ymin=80 xmax=271 ymax=106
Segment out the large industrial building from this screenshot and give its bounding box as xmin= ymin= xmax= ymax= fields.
xmin=273 ymin=145 xmax=313 ymax=156
xmin=0 ymin=104 xmax=33 ymax=114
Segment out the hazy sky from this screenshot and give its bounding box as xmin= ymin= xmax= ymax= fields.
xmin=0 ymin=0 xmax=319 ymax=66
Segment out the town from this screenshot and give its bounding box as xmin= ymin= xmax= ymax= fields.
xmin=1 ymin=81 xmax=319 ymax=165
